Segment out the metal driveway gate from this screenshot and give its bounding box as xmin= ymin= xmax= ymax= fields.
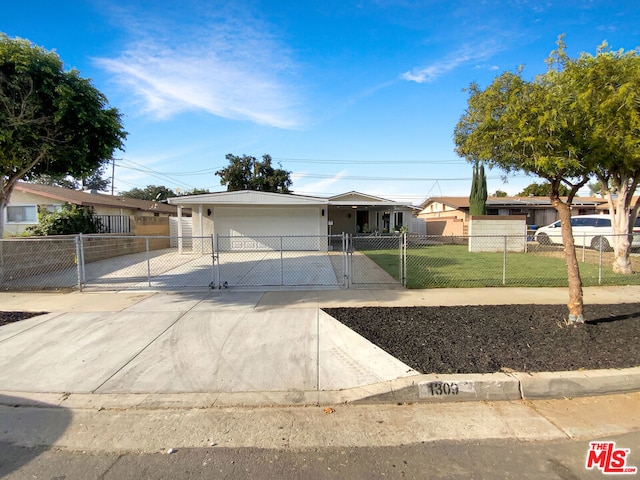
xmin=215 ymin=234 xmax=347 ymax=288
xmin=347 ymin=234 xmax=406 ymax=287
xmin=76 ymin=234 xmax=349 ymax=290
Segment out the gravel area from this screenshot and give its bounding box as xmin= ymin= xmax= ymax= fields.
xmin=0 ymin=311 xmax=47 ymax=327
xmin=323 ymin=304 xmax=640 ymax=374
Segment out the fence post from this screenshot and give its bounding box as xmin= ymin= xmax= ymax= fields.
xmin=79 ymin=233 xmax=86 ymax=286
xmin=216 ymin=234 xmax=221 ymax=288
xmin=345 ymin=234 xmax=351 ymax=289
xmin=280 ymin=236 xmax=284 ymax=286
xmin=403 ymin=233 xmax=407 ymax=287
xmin=503 ymin=235 xmax=507 ymax=285
xmin=342 ymin=233 xmax=347 ymax=288
xmin=75 ymin=235 xmax=83 ymax=291
xmin=146 ymin=237 xmax=151 ymax=287
xmin=398 ymin=234 xmax=402 ymax=284
xmin=210 ymin=234 xmax=216 ymax=288
xmin=598 ymin=239 xmax=603 ymax=285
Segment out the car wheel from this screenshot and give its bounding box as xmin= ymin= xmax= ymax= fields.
xmin=536 ymin=233 xmax=550 ymax=245
xmin=591 ymin=236 xmax=611 ymax=252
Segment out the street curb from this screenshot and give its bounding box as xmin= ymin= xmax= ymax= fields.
xmin=513 ymin=366 xmax=640 ymax=399
xmin=2 ymin=367 xmax=639 ymax=409
xmin=351 ymin=367 xmax=640 ymax=404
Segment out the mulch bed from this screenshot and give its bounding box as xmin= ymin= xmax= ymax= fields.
xmin=0 ymin=312 xmax=47 ymax=328
xmin=323 ymin=304 xmax=640 ymax=374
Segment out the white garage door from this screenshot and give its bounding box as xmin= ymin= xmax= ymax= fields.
xmin=214 ymin=207 xmax=322 ymax=251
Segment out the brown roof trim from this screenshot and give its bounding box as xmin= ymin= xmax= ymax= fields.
xmin=421 ymin=195 xmax=607 ymax=210
xmin=14 ymin=182 xmax=177 ymax=214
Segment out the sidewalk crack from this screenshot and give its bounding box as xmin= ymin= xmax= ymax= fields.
xmin=91 ymin=303 xmax=201 ymax=393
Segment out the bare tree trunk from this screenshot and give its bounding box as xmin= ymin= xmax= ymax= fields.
xmin=0 ymin=190 xmax=7 ymax=240
xmin=610 ymin=185 xmax=632 ymax=274
xmin=0 ymin=192 xmax=6 ymax=285
xmin=552 ymin=195 xmax=584 ymax=323
xmin=606 ymin=180 xmax=635 ymax=275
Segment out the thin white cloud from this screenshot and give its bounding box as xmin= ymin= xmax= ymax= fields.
xmin=402 ymin=42 xmax=501 ymax=84
xmin=292 ymin=170 xmax=349 ymax=196
xmin=95 ymin=10 xmax=302 ymax=129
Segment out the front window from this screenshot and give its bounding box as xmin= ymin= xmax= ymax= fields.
xmin=6 ymin=205 xmax=37 ymax=223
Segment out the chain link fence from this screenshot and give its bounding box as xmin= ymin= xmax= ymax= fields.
xmin=403 ymin=234 xmax=640 ymax=288
xmin=0 ymin=236 xmax=80 ymax=290
xmin=2 ymin=232 xmax=639 ymax=291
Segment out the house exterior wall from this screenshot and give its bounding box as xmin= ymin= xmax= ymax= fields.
xmin=418 ymin=202 xmax=468 ymax=235
xmin=329 ymin=207 xmax=356 ymax=234
xmin=423 ymin=217 xmax=466 ymax=236
xmin=131 ymin=216 xmax=170 ymax=236
xmin=3 ymin=190 xmax=55 ymax=236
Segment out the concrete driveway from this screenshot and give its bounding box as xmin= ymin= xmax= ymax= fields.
xmin=0 ymin=291 xmax=417 ymax=396
xmin=81 ymin=250 xmax=344 ymax=289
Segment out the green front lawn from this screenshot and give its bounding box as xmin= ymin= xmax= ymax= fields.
xmin=361 ymin=244 xmax=640 ymax=288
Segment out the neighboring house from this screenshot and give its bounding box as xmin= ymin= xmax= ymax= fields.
xmin=596 ymin=196 xmax=639 ymax=214
xmin=419 ymin=196 xmax=607 ymax=236
xmin=4 ymin=182 xmax=179 ymax=237
xmin=167 ymin=190 xmax=423 ymax=248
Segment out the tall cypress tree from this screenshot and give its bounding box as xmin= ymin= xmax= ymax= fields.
xmin=479 ymin=162 xmax=487 ymax=214
xmin=469 ymin=162 xmax=487 ymax=215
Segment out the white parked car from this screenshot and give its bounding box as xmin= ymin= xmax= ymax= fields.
xmin=534 ymin=214 xmax=640 ymax=251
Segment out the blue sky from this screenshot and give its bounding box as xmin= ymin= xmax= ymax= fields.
xmin=3 ymin=1 xmax=640 ymax=204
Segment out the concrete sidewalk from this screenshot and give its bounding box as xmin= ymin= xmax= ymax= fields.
xmin=0 ymin=286 xmax=639 ymax=409
xmin=2 ymin=284 xmax=639 ymax=312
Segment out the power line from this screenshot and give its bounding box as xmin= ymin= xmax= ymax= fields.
xmin=292 ymin=173 xmax=508 ymax=181
xmin=273 ymin=157 xmax=468 ymax=165
xmin=116 ymin=158 xmax=196 ymax=190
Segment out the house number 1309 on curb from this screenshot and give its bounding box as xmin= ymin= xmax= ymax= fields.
xmin=426 ymin=381 xmax=459 ymax=396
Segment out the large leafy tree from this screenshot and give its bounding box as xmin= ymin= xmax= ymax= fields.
xmin=216 ymin=154 xmax=292 ymax=193
xmin=517 ymin=182 xmax=570 ymax=197
xmin=565 ymin=44 xmax=640 ymax=274
xmin=454 ymin=39 xmax=592 ymax=323
xmin=120 ymin=185 xmax=176 ymax=201
xmin=33 ymin=164 xmax=112 ymax=191
xmin=0 ymin=34 xmax=126 ymax=237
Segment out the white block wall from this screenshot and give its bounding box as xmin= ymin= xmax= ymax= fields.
xmin=468 ymin=216 xmax=527 ymax=253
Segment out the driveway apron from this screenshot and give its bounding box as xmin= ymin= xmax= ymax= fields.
xmin=0 ymin=292 xmax=416 ymax=395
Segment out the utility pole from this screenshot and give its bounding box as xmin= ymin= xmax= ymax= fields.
xmin=111 ymin=158 xmax=116 ymax=196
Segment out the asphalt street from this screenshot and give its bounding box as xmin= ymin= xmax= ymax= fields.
xmin=2 ymin=431 xmax=639 ymax=479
